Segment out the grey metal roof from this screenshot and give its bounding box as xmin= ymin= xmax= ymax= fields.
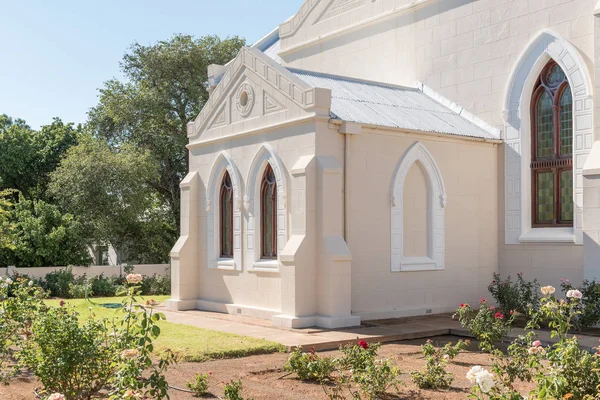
xmin=288 ymin=68 xmax=499 ymax=140
xmin=253 ymin=28 xmax=283 ymax=64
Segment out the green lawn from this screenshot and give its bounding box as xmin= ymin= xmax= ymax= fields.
xmin=45 ymin=296 xmax=285 ymax=362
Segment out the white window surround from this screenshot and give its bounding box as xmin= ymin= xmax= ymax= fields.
xmin=206 ymin=152 xmax=243 ymax=270
xmin=504 ymin=30 xmax=593 ymax=245
xmin=245 ymin=144 xmax=289 ymax=272
xmin=391 ymin=141 xmax=446 ymax=272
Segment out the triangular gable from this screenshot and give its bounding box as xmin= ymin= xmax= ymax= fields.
xmin=187 ymin=47 xmax=330 ymax=140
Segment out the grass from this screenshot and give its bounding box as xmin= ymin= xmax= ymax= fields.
xmin=45 ymin=296 xmax=286 ymax=362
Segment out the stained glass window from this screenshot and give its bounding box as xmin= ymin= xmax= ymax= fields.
xmin=531 ymin=60 xmax=573 ymax=227
xmin=560 ymin=170 xmax=574 ymax=222
xmin=220 ymin=171 xmax=233 ymax=257
xmin=536 ymin=171 xmax=554 ymax=223
xmin=559 ymin=87 xmax=573 ymax=156
xmin=261 ymin=164 xmax=277 ymax=259
xmin=536 ymin=91 xmax=554 ymax=158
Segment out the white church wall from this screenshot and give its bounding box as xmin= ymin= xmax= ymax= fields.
xmin=343 ymin=127 xmax=499 ymax=320
xmin=280 ymin=0 xmax=593 ymax=287
xmin=187 ymin=122 xmax=317 ymax=315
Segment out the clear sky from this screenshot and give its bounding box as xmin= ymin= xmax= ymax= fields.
xmin=0 ymin=0 xmax=303 ymax=129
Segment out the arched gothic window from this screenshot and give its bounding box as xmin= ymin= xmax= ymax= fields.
xmin=261 ymin=164 xmax=277 ymax=259
xmin=531 ymin=61 xmax=573 ymax=227
xmin=220 ymin=171 xmax=233 ymax=257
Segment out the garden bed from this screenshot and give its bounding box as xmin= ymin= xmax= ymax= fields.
xmin=0 ymin=336 xmax=533 ymax=399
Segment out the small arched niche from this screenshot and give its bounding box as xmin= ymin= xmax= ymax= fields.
xmin=391 ymin=142 xmax=446 ymax=272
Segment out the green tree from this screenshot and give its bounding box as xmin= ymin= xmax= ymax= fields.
xmin=48 ymin=135 xmax=171 ymax=263
xmin=0 ymin=115 xmax=80 ymax=199
xmin=87 ymin=34 xmax=245 ymax=229
xmin=0 ymin=194 xmax=91 ymax=267
xmin=0 ymin=190 xmax=16 ymax=250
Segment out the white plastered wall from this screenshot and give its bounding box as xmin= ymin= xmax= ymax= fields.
xmin=344 ymin=126 xmax=499 ymax=320
xmin=278 ymin=0 xmax=594 ymax=288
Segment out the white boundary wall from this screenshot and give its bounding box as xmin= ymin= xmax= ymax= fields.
xmin=0 ymin=264 xmax=170 ymax=279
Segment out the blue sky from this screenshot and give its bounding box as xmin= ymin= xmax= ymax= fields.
xmin=0 ymin=0 xmax=303 ymax=129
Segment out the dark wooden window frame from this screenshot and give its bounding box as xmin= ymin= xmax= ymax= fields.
xmin=219 ymin=171 xmax=234 ymax=258
xmin=531 ymin=60 xmax=573 ymax=228
xmin=260 ymin=164 xmax=278 ymax=259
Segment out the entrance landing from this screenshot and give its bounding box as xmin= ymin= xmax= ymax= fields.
xmin=160 ymin=308 xmax=462 ymax=351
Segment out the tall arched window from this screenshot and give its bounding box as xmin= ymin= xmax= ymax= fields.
xmin=531 ymin=61 xmax=573 ymax=227
xmin=220 ymin=171 xmax=233 ymax=257
xmin=261 ymin=164 xmax=277 ymax=259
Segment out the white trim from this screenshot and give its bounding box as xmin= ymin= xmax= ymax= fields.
xmin=251 ymin=260 xmax=281 ymax=272
xmin=519 ymin=228 xmax=575 ymax=243
xmin=391 ymin=142 xmax=446 ymax=272
xmin=206 ymin=152 xmax=244 ymax=270
xmin=504 ymin=30 xmax=592 ymax=245
xmin=245 ymin=144 xmax=289 ymax=271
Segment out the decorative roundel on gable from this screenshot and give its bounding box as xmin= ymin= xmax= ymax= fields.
xmin=235 ymin=83 xmax=255 ymax=118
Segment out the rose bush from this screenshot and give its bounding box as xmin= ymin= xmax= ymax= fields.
xmin=454 ymin=299 xmax=516 ymax=352
xmin=411 ymin=339 xmax=469 ymax=389
xmin=1 ymin=275 xmax=175 ymax=399
xmin=466 ymin=284 xmax=600 ymax=399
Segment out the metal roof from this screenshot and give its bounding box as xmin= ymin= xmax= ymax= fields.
xmin=288 ymin=68 xmax=500 ymax=140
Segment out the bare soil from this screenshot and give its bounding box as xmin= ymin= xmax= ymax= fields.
xmin=0 ymin=336 xmax=532 ymax=399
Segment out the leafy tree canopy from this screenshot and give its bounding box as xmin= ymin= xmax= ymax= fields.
xmin=87 ymin=34 xmax=245 ymax=228
xmin=0 ymin=115 xmax=80 ymax=199
xmin=0 ymin=194 xmax=92 ymax=267
xmin=48 ymin=135 xmax=171 ymax=263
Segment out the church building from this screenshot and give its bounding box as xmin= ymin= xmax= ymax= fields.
xmin=166 ymin=0 xmax=600 ymax=328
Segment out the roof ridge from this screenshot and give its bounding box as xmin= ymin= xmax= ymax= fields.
xmin=287 ymin=67 xmax=418 ymax=92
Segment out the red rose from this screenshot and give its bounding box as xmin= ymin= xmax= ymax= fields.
xmin=358 ymin=340 xmax=368 ymax=349
xmin=480 ymin=298 xmax=487 ymax=303
xmin=494 ymin=312 xmax=505 ymax=319
xmin=59 ymin=300 xmax=65 ymax=307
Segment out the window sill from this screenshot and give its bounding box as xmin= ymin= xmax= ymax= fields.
xmin=397 ymin=257 xmax=443 ymax=272
xmin=212 ymin=258 xmax=236 ymax=270
xmin=519 ymin=228 xmax=575 ymax=243
xmin=250 ymin=259 xmax=280 ymax=272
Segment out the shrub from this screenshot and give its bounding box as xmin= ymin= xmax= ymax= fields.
xmin=3 ymin=273 xmax=175 ymax=399
xmin=68 ymin=282 xmax=93 ymax=299
xmin=351 ymin=359 xmax=401 ymax=399
xmin=337 ymin=340 xmax=380 ymax=371
xmin=108 ymin=277 xmax=176 ymax=399
xmin=454 ymin=299 xmax=516 ymax=352
xmin=18 ymin=306 xmax=113 ymax=399
xmin=43 ymin=266 xmax=75 ymax=298
xmin=224 ymin=380 xmax=252 ymax=400
xmin=560 ymin=279 xmax=600 ymax=329
xmin=284 ymin=346 xmax=335 ymax=382
xmin=411 ymin=339 xmax=469 ymax=389
xmin=139 ymin=273 xmax=170 ymax=296
xmin=488 ymin=272 xmax=540 ymax=316
xmin=0 ymin=276 xmax=47 ymax=384
xmin=186 ymin=373 xmax=210 ymax=397
xmin=466 ymin=285 xmax=600 ymax=399
xmin=89 ymin=273 xmax=118 ymax=297
xmin=322 ymin=340 xmax=402 ymax=399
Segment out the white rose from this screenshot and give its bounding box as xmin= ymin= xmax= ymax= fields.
xmin=48 ymin=394 xmax=66 ymax=400
xmin=5 ymin=278 xmax=12 ymax=285
xmin=466 ymin=365 xmax=485 ymax=383
xmin=28 ymin=280 xmax=33 ymax=287
xmin=475 ymin=369 xmax=494 ymax=393
xmin=567 ymin=289 xmax=583 ymax=299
